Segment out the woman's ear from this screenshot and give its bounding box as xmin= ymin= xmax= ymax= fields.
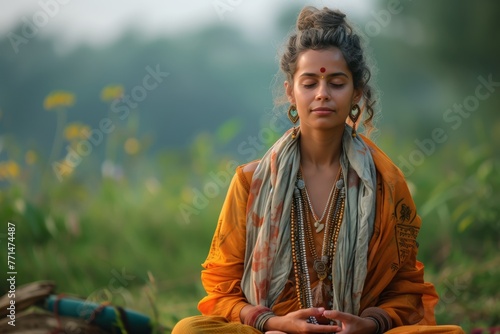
xmin=353 ymin=88 xmax=362 ymax=105
xmin=284 ymin=81 xmax=295 ymax=104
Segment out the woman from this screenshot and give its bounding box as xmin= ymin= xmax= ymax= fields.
xmin=173 ymin=6 xmax=464 ymax=334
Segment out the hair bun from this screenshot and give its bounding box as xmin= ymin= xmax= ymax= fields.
xmin=297 ymin=6 xmax=347 ymax=31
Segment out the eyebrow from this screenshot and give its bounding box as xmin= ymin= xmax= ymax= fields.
xmin=299 ymin=72 xmax=349 ymax=78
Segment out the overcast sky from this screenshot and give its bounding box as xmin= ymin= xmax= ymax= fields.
xmin=1 ymin=0 xmax=373 ymax=50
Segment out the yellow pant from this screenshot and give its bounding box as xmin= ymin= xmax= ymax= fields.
xmin=172 ymin=315 xmax=465 ymax=334
xmin=172 ymin=316 xmax=260 ymax=334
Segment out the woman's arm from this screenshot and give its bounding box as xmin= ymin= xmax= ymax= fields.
xmin=198 ymin=166 xmax=252 ymax=322
xmin=369 ymin=213 xmax=438 ymax=326
xmin=361 ymin=137 xmax=439 ymax=328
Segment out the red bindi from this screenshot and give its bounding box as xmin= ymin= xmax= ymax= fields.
xmin=320 ymin=67 xmax=326 ymax=73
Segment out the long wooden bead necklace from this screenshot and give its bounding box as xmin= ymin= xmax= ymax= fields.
xmin=290 ymin=168 xmax=345 ymax=324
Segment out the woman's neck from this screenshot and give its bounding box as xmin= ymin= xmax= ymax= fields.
xmin=299 ymin=127 xmax=344 ymax=168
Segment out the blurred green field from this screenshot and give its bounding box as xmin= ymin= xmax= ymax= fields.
xmin=0 ymin=113 xmax=499 ymax=333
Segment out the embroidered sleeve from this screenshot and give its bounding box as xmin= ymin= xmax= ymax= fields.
xmin=360 ymin=140 xmax=439 ymax=328
xmin=372 ymin=183 xmax=438 ymax=327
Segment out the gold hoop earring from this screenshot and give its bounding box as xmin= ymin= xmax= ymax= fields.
xmin=288 ymin=105 xmax=299 ymax=124
xmin=349 ymin=104 xmax=361 ymax=138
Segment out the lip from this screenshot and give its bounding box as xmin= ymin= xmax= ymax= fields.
xmin=312 ymin=107 xmax=334 ymax=112
xmin=311 ymin=107 xmax=335 ymax=115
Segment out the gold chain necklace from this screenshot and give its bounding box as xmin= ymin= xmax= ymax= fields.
xmin=301 ymin=168 xmax=340 ymax=233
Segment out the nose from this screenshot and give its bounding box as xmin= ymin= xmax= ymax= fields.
xmin=315 ymin=81 xmax=330 ymax=101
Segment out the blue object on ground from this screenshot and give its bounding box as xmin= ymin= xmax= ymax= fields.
xmin=44 ymin=294 xmax=152 ymax=334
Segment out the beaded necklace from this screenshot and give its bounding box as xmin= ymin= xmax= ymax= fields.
xmin=291 ymin=168 xmax=345 ymax=324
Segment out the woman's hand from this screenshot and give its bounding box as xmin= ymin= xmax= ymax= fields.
xmin=321 ymin=310 xmax=377 ymax=334
xmin=263 ymin=307 xmax=341 ymax=334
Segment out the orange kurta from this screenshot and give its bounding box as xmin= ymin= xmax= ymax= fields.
xmin=197 ymin=137 xmax=451 ymax=329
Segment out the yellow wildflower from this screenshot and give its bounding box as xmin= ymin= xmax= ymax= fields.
xmin=44 ymin=91 xmax=76 ymax=110
xmin=101 ymin=85 xmax=124 ymax=102
xmin=64 ymin=123 xmax=91 ymax=141
xmin=57 ymin=160 xmax=74 ymax=177
xmin=25 ymin=150 xmax=37 ymax=165
xmin=124 ymin=137 xmax=140 ymax=155
xmin=0 ymin=160 xmax=20 ymax=181
xmin=14 ymin=198 xmax=26 ymax=215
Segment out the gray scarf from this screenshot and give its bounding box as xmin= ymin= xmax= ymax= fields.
xmin=241 ymin=126 xmax=376 ymax=315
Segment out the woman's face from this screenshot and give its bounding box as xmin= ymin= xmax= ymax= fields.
xmin=285 ymin=48 xmax=361 ymax=135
